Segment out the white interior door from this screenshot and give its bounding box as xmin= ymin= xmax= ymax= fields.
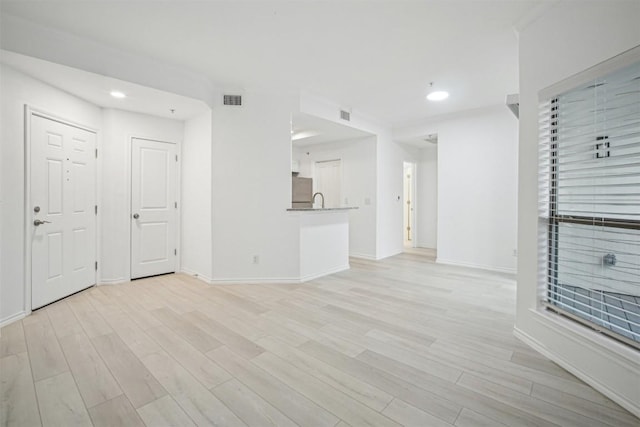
xmin=131 ymin=138 xmax=177 ymax=279
xmin=31 ymin=114 xmax=97 ymax=309
xmin=314 ymin=159 xmax=342 ymax=208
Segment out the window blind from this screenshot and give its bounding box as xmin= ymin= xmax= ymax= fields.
xmin=539 ymin=51 xmax=640 ymax=349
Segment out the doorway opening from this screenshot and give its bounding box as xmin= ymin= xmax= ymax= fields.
xmin=402 ymin=133 xmax=438 ymax=260
xmin=403 ymin=161 xmax=417 ymax=248
xmin=313 ymin=159 xmax=342 ymax=208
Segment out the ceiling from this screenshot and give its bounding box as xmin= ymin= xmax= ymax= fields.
xmin=0 ymin=1 xmax=541 ymax=127
xmin=1 ymin=50 xmax=209 ymax=120
xmin=292 ymin=113 xmax=373 ymax=146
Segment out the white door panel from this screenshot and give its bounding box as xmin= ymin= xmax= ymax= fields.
xmin=131 ymin=138 xmax=177 ymax=279
xmin=314 ymin=160 xmax=342 ymax=208
xmin=31 ymin=114 xmax=96 ymax=309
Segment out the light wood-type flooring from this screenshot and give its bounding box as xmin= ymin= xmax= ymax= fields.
xmin=2 ymin=253 xmax=638 ymax=426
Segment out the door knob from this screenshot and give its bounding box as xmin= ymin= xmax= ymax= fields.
xmin=133 ymin=213 xmax=139 ymax=219
xmin=33 ymin=219 xmax=51 ymax=226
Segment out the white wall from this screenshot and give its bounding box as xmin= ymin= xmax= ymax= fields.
xmin=516 ymin=1 xmax=640 ymax=415
xmin=417 ymin=144 xmax=437 ymax=249
xmin=376 ymin=132 xmax=406 ymax=259
xmin=211 ymin=92 xmax=300 ymax=282
xmin=100 ymin=109 xmax=184 ymax=283
xmin=437 ymin=106 xmax=518 ymax=272
xmin=181 ymin=110 xmax=213 ymax=281
xmin=0 ymin=64 xmax=102 ymax=325
xmin=293 ymin=137 xmax=377 ymax=259
xmin=395 ymin=105 xmax=518 ymax=272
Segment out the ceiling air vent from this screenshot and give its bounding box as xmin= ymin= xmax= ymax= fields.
xmin=340 ymin=110 xmax=351 ymax=121
xmin=223 ymin=94 xmax=242 ymax=106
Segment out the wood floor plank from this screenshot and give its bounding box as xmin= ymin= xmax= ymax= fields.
xmin=511 ymin=350 xmax=579 ymax=381
xmin=212 ymin=378 xmax=299 ymax=427
xmin=91 ymin=332 xmax=167 ymax=408
xmin=137 ymin=395 xmax=197 ymax=427
xmin=58 ymin=332 xmax=123 ymax=408
xmin=297 ymin=341 xmax=462 ymax=424
xmin=207 ymin=287 xmax=269 ymax=315
xmin=146 ymin=325 xmax=231 ymax=389
xmin=88 ymin=394 xmax=145 ymax=427
xmin=531 ymin=383 xmax=639 ymax=427
xmin=454 ymin=408 xmax=508 ymax=427
xmin=183 ymin=310 xmax=265 ymax=359
xmin=457 ymin=372 xmax=609 ymax=427
xmin=251 ymin=351 xmax=401 ymax=427
xmin=141 ymin=350 xmax=247 ymax=427
xmin=99 ymin=311 xmax=163 ymax=360
xmin=23 ymin=312 xmax=69 ymax=381
xmin=35 ymin=372 xmax=92 ymax=427
xmin=46 ymin=300 xmax=85 ymax=339
xmin=0 ymin=320 xmax=27 ymax=358
xmin=67 ymin=293 xmax=113 ymax=338
xmin=321 ymin=323 xmax=464 ymax=384
xmin=256 ymin=336 xmax=393 ymax=411
xmin=340 ymin=345 xmax=555 ymax=427
xmin=207 ymin=346 xmax=339 ymax=427
xmin=1 ymin=353 xmax=41 ymax=427
xmin=382 ymin=398 xmax=453 ymax=427
xmin=198 ymin=305 xmax=266 ymax=341
xmin=151 ymin=307 xmax=223 ymax=353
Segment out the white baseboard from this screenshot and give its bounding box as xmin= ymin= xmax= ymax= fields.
xmin=209 ymin=277 xmax=302 ymax=285
xmin=299 ymin=264 xmax=350 ymax=282
xmin=514 ymin=325 xmax=640 ymax=418
xmin=436 ymin=258 xmax=516 ymax=274
xmin=208 ymin=264 xmax=350 ymax=285
xmin=98 ymin=277 xmax=129 ymax=285
xmin=0 ymin=311 xmax=26 ymax=328
xmin=375 ymin=250 xmax=404 ymax=261
xmin=349 ymin=252 xmax=377 ymax=260
xmin=180 ymin=267 xmax=213 ymax=284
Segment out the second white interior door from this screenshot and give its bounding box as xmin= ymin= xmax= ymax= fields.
xmin=130 ymin=138 xmax=177 ymax=279
xmin=314 ymin=159 xmax=342 ymax=208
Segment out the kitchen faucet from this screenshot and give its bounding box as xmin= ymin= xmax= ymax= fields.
xmin=312 ymin=192 xmax=325 ymax=209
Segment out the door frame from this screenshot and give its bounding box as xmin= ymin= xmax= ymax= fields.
xmin=403 ymin=161 xmax=418 ymax=248
xmin=24 ymin=105 xmax=100 ymax=314
xmin=126 ymin=135 xmax=181 ymax=281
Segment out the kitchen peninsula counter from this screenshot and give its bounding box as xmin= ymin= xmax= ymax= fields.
xmin=287 ymin=207 xmax=356 ymax=281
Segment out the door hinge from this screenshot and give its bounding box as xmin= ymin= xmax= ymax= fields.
xmin=175 ymin=154 xmax=178 ymax=162
xmin=95 ymin=148 xmax=98 ymax=158
xmin=95 ymin=261 xmax=98 ymax=271
xmin=95 ymin=205 xmax=98 ymax=215
xmin=174 ymin=249 xmax=177 ymax=256
xmin=174 ymin=201 xmax=177 ymax=209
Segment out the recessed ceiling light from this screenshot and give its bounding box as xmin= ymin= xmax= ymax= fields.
xmin=110 ymin=91 xmax=126 ymax=99
xmin=427 ymin=90 xmax=449 ymax=101
xmin=426 ymin=82 xmax=449 ymax=102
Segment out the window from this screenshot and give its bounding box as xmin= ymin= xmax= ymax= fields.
xmin=539 ymin=48 xmax=640 ymax=349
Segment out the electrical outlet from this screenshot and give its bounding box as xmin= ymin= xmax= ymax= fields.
xmin=253 ymin=255 xmax=260 ymax=264
xmin=512 ymin=249 xmax=518 ymax=257
xmin=364 ymin=197 xmax=371 ymax=205
xmin=344 ymin=197 xmax=349 ymax=205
